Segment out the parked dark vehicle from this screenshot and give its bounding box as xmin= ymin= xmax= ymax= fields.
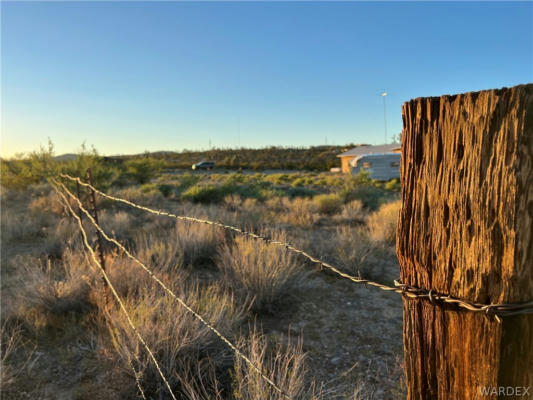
xmin=192 ymin=161 xmax=215 ymax=170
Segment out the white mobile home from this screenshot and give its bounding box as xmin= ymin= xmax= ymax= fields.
xmin=350 ymin=152 xmax=401 ymax=181
xmin=336 ymin=143 xmax=400 ymax=174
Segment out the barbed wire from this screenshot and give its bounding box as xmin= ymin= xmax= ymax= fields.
xmin=51 ymin=181 xmax=178 ymax=400
xmin=58 ymin=173 xmax=533 ymax=319
xmin=51 ymin=178 xmax=293 ymax=400
xmin=123 ymin=327 xmax=147 ymax=400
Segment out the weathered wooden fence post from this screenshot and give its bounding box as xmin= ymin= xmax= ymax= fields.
xmin=86 ymin=168 xmax=109 ymax=305
xmin=397 ymin=84 xmax=533 ymax=399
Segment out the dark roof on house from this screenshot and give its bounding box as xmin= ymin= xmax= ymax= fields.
xmin=337 ymin=143 xmax=401 ymax=158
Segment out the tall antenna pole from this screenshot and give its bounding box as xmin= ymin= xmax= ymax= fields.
xmin=382 ymin=92 xmax=388 ymax=144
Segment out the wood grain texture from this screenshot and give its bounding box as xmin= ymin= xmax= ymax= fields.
xmin=397 ymin=84 xmax=533 ymax=400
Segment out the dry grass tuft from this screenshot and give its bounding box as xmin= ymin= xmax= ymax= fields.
xmin=366 ymin=200 xmax=401 ymax=246
xmin=231 ymin=327 xmax=319 ymax=400
xmin=265 ymin=197 xmax=318 ymax=228
xmin=1 ymin=212 xmax=47 ymax=242
xmin=173 ymin=221 xmax=224 ymax=266
xmin=339 ymin=200 xmax=365 ymax=222
xmin=14 ymin=251 xmax=94 ymax=332
xmin=218 ymin=230 xmax=307 ymax=313
xmin=29 ymin=191 xmax=65 ymax=215
xmin=105 ymin=281 xmax=245 ymax=398
xmin=0 ymin=322 xmax=36 ymax=393
xmin=99 ymin=210 xmax=134 ymax=240
xmin=334 ymin=226 xmax=385 ymax=280
xmin=313 ymin=193 xmax=343 ymax=215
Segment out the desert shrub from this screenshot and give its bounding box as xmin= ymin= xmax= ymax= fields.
xmin=174 ymin=222 xmax=223 ymax=266
xmin=48 ymin=218 xmax=81 ymax=252
xmin=140 ymin=182 xmax=174 ymax=198
xmin=292 ymin=177 xmax=306 ymax=187
xmin=224 ymin=194 xmax=243 ymax=211
xmin=157 ymin=183 xmax=174 ymax=197
xmin=285 ymin=187 xmax=316 ymax=198
xmin=339 ymin=200 xmax=365 ymax=222
xmin=313 ymin=193 xmax=343 ymax=215
xmin=131 ymin=221 xmax=222 ymax=270
xmin=264 ymin=197 xmax=284 ymax=212
xmin=1 ymin=322 xmax=32 ymax=391
xmin=367 ymin=200 xmax=401 ymax=245
xmin=105 ymin=282 xmax=245 ymax=398
xmin=182 ymin=184 xmax=228 ymax=204
xmin=231 ymin=327 xmax=319 ymax=400
xmin=123 ymin=157 xmax=164 ymax=184
xmin=1 ymin=142 xmax=121 ymax=191
xmin=99 ymin=210 xmax=133 ymax=240
xmin=110 ymin=186 xmax=164 ymax=205
xmin=175 ymin=173 xmax=201 ymax=191
xmin=168 ymin=221 xmax=222 ymax=267
xmin=334 ymin=226 xmax=381 ymax=279
xmin=0 ymin=141 xmax=59 ymax=190
xmin=1 ymin=212 xmax=46 ymax=242
xmin=341 ymin=185 xmax=385 ymax=210
xmin=218 ymin=231 xmax=306 ymax=313
xmin=14 ymin=252 xmax=94 ymax=333
xmin=265 ymin=174 xmax=291 ymax=185
xmin=384 ymin=178 xmax=400 ymax=192
xmin=277 ymin=197 xmax=318 ymax=228
xmin=29 ymin=191 xmax=65 ymax=215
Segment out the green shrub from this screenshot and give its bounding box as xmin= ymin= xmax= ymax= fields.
xmin=291 ymin=177 xmax=306 ymax=187
xmin=0 ymin=142 xmax=121 ymax=190
xmin=346 ymin=185 xmax=385 ymax=210
xmin=124 ymin=158 xmax=163 ymax=184
xmin=176 ymin=173 xmax=201 ymax=190
xmin=285 ymin=187 xmax=316 ymax=198
xmin=181 ymin=184 xmax=228 ymax=203
xmin=337 ymin=171 xmax=387 ymax=210
xmin=157 ymin=184 xmax=173 ymax=197
xmin=384 ymin=178 xmax=401 ymax=191
xmin=313 ymin=193 xmax=343 ymax=214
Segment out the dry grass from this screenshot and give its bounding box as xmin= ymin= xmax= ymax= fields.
xmin=366 ymin=200 xmax=401 ymax=246
xmin=218 ymin=230 xmax=307 ymax=313
xmin=99 ymin=210 xmax=133 ymax=240
xmin=264 ymin=197 xmax=318 ymax=228
xmin=110 ymin=186 xmax=165 ymax=205
xmin=13 ymin=251 xmax=94 ymax=332
xmin=231 ymin=327 xmax=321 ymax=400
xmin=1 ymin=177 xmax=401 ymax=398
xmin=338 ymin=200 xmax=365 ymax=222
xmin=1 ymin=322 xmax=33 ymax=392
xmin=334 ymin=226 xmax=386 ymax=280
xmin=313 ymin=193 xmax=343 ymax=215
xmin=105 ymin=281 xmax=246 ymax=398
xmin=173 ymin=221 xmax=224 ymax=266
xmin=29 ymin=191 xmax=64 ymax=215
xmin=1 ymin=212 xmax=47 ymax=242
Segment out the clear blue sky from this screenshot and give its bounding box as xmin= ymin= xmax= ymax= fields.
xmin=1 ymin=1 xmax=531 ymax=157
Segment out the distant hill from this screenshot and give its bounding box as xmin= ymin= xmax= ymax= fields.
xmin=53 ymin=153 xmax=78 ymax=162
xmin=108 ymin=146 xmax=351 ymax=171
xmin=52 ymin=145 xmax=356 ymax=171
